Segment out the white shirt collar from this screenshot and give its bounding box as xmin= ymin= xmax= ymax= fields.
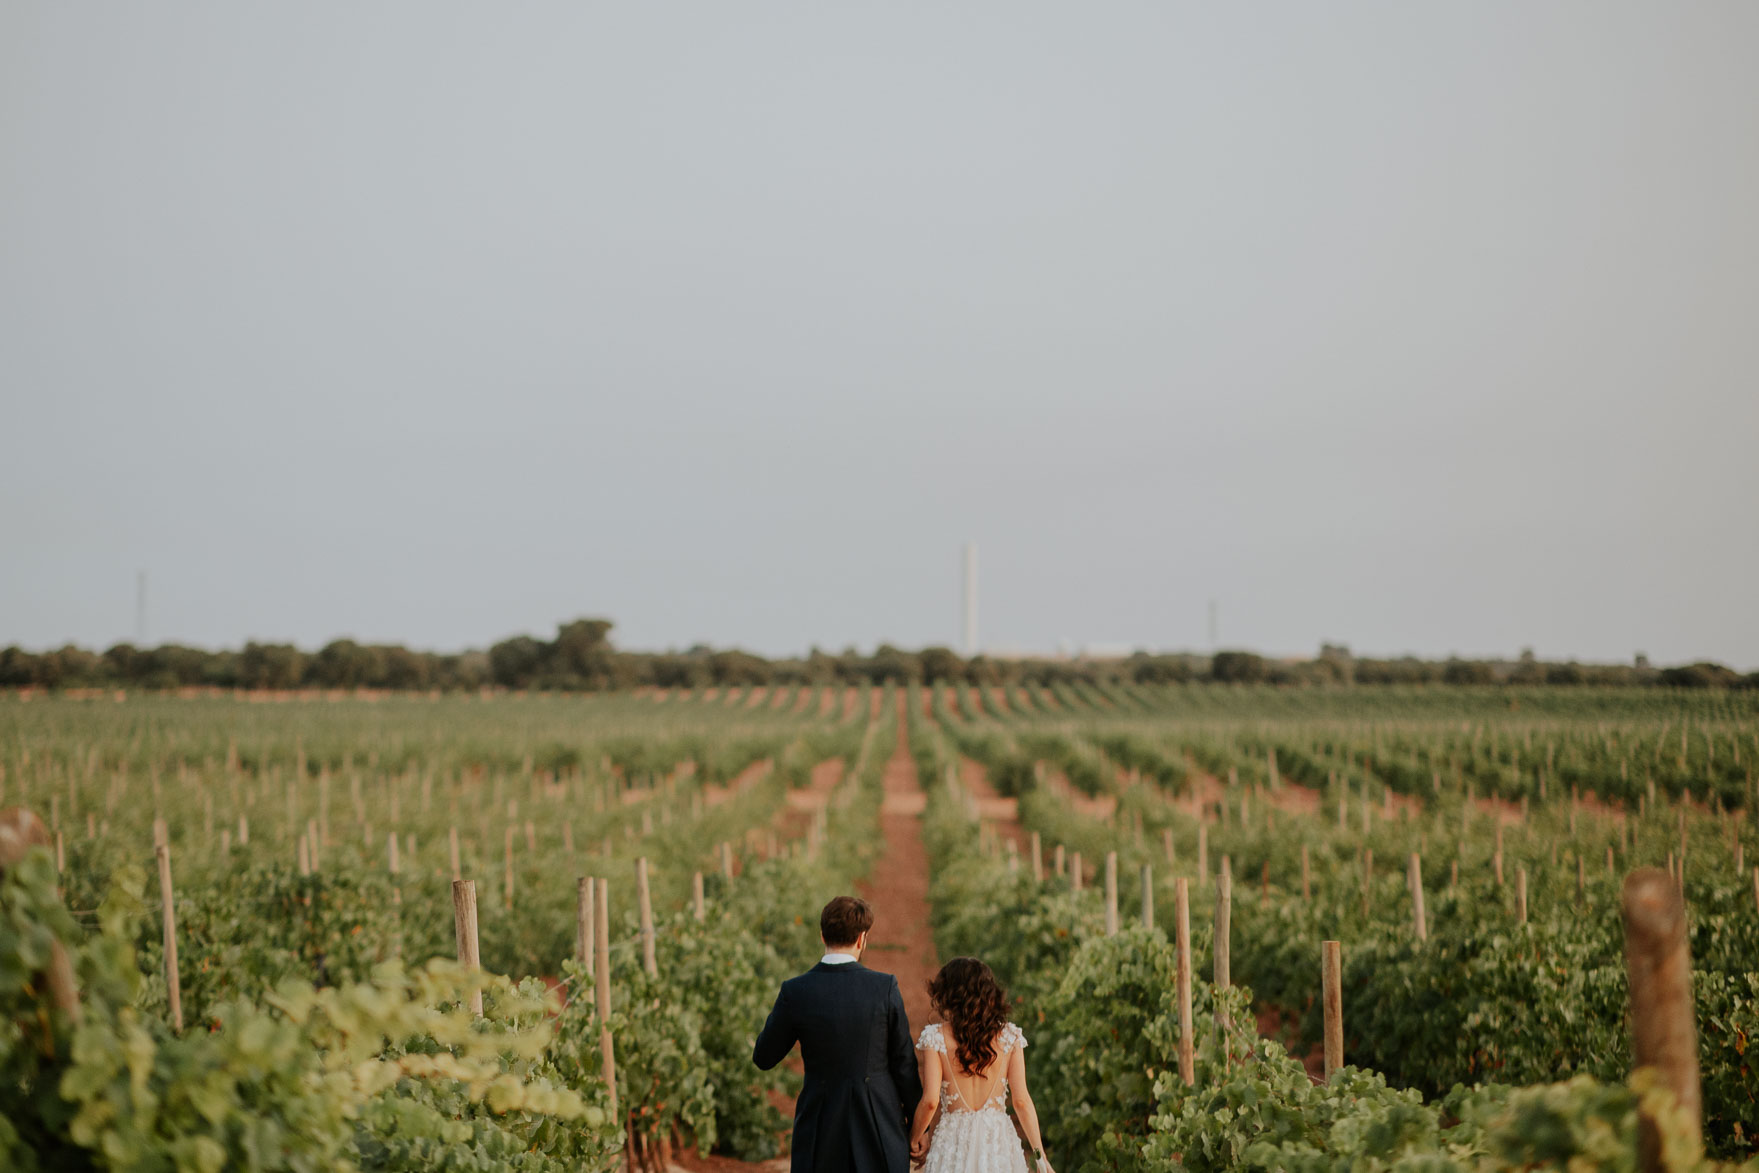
xmin=820 ymin=951 xmax=859 ymax=965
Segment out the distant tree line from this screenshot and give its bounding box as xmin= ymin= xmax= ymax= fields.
xmin=0 ymin=622 xmax=1753 ymax=692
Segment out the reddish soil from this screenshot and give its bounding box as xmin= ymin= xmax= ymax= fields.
xmin=700 ymin=759 xmax=775 ymax=809
xmin=1247 ymin=779 xmax=1322 ymax=819
xmin=868 ymin=688 xmax=884 ymax=720
xmin=818 ymin=687 xmax=838 ymax=717
xmin=863 ymin=696 xmax=941 ymax=1029
xmin=1255 ymin=1003 xmax=1326 ymax=1084
xmin=1472 ymin=796 xmax=1526 ymax=826
xmin=958 ymin=757 xmax=1024 ymax=852
xmin=770 ymin=759 xmax=847 ymax=840
xmin=840 ymin=688 xmax=861 ymax=721
xmin=1044 ymin=767 xmax=1117 ymax=821
xmin=617 ymin=762 xmax=696 ymax=807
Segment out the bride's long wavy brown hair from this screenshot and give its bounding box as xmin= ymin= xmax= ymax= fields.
xmin=927 ymin=957 xmax=1010 ymax=1075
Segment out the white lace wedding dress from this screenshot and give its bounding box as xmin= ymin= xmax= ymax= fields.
xmin=916 ymin=1022 xmax=1032 ymax=1173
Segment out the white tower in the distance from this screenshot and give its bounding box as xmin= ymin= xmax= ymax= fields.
xmin=962 ymin=543 xmax=978 ymax=656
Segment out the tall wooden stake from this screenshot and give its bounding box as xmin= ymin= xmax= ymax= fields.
xmin=1409 ymin=853 xmax=1427 ymax=942
xmin=1174 ymin=877 xmax=1194 ymax=1086
xmin=1621 ymin=868 xmax=1701 ymax=1169
xmin=1213 ymin=866 xmax=1232 ymax=1022
xmin=452 ymin=879 xmax=483 ymax=1017
xmin=1322 ymin=940 xmax=1343 ymax=1083
xmin=156 ymin=843 xmax=183 ymax=1034
xmin=636 ymin=857 xmax=658 ymax=977
xmin=1104 ymin=851 xmax=1119 ymax=935
xmin=595 ymin=878 xmax=617 ymax=1115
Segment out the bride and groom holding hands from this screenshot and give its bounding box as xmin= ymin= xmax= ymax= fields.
xmin=753 ymin=896 xmax=1054 ymax=1173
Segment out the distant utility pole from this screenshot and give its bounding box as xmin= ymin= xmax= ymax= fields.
xmin=1208 ymin=599 xmax=1218 ymax=649
xmin=962 ymin=543 xmax=978 ymax=657
xmin=137 ymin=570 xmax=148 ymax=645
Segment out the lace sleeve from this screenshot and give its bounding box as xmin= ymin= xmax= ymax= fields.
xmin=916 ymin=1023 xmax=945 ymax=1053
xmin=1000 ymin=1022 xmax=1027 ymax=1054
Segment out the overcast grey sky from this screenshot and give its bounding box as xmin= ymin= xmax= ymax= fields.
xmin=3 ymin=4 xmax=1756 ymax=666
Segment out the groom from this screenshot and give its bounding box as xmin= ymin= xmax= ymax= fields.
xmin=754 ymin=895 xmax=922 ymax=1173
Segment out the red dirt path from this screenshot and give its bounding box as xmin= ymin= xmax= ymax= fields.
xmin=862 ymin=694 xmax=939 ymax=1030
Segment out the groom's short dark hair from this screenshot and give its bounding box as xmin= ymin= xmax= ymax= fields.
xmin=820 ymin=896 xmax=873 ymax=946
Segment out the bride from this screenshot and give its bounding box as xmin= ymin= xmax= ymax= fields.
xmin=908 ymin=957 xmax=1054 ymax=1173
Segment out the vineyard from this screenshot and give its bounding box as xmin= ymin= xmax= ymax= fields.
xmin=2 ymin=682 xmax=1756 ymax=1171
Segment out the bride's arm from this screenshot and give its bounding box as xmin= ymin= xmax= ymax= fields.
xmin=1007 ymin=1046 xmax=1053 ymax=1173
xmin=908 ymin=1048 xmax=941 ymax=1160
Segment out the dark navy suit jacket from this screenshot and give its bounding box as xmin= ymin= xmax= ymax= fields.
xmin=753 ymin=961 xmax=922 ymax=1173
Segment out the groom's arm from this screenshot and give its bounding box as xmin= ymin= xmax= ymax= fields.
xmin=753 ymin=983 xmax=796 ymax=1071
xmin=885 ymin=976 xmax=922 ymax=1113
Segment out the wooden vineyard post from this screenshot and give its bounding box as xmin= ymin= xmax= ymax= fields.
xmin=1030 ymin=831 xmax=1043 ymax=882
xmin=720 ymin=841 xmax=733 ymax=879
xmin=692 ymin=871 xmax=705 ymax=921
xmin=387 ymin=831 xmax=403 ymax=957
xmin=1071 ymin=852 xmax=1084 ymax=892
xmin=1053 ymin=844 xmax=1066 ymax=878
xmin=452 ymin=879 xmax=483 ymax=1017
xmin=1301 ymin=845 xmax=1311 ymax=902
xmin=1104 ymin=851 xmax=1119 ymax=935
xmin=1516 ymin=866 xmax=1529 ymax=924
xmin=1174 ymin=877 xmax=1194 ymax=1086
xmin=636 ymin=857 xmax=658 ymax=977
xmin=1361 ymin=848 xmax=1373 ymax=917
xmin=594 ymin=878 xmax=618 ymax=1115
xmin=1213 ymin=864 xmax=1232 ymax=1028
xmin=1322 ymin=940 xmax=1343 ymax=1083
xmin=155 ymin=843 xmax=183 ymax=1034
xmin=1140 ymin=864 xmax=1154 ymax=928
xmin=1409 ymin=853 xmax=1427 ymax=942
xmin=576 ymin=876 xmax=595 ymax=969
xmin=1620 ymin=868 xmax=1701 ymax=1169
